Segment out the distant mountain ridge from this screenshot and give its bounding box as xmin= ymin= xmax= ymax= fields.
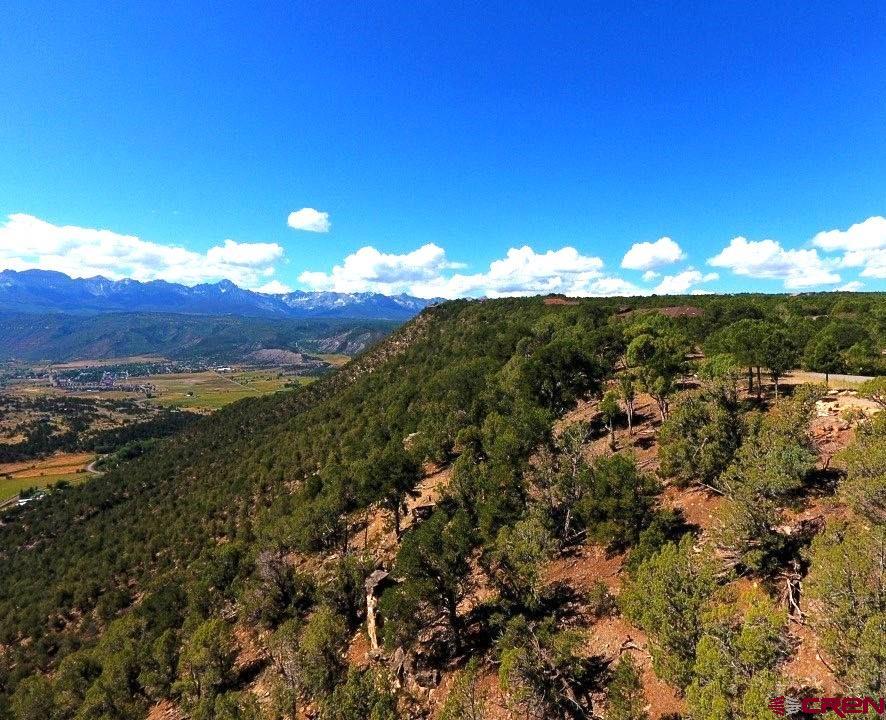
xmin=0 ymin=269 xmax=440 ymax=320
xmin=0 ymin=311 xmax=397 ymax=362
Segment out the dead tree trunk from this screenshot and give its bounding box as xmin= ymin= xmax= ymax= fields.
xmin=625 ymin=399 xmax=634 ymax=436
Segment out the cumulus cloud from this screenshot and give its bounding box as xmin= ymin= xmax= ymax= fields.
xmin=642 ymin=270 xmax=660 ymax=282
xmin=858 ymin=255 xmax=886 ymax=279
xmin=299 ymin=243 xmax=462 ymax=295
xmin=653 ymin=269 xmax=718 ymax=295
xmin=621 ymin=236 xmax=685 ymax=271
xmin=300 ymin=244 xmax=646 ymax=298
xmin=287 ymin=208 xmax=330 ymax=233
xmin=0 ymin=213 xmax=288 ymax=290
xmin=837 ymin=280 xmax=864 ymax=292
xmin=438 ymin=246 xmax=606 ymax=298
xmin=812 ymin=216 xmax=886 ymax=279
xmin=813 ymin=215 xmax=886 ymax=252
xmin=207 ymin=238 xmax=283 ymax=266
xmin=707 ymin=236 xmax=840 ymax=289
xmin=583 ymin=276 xmax=644 ymax=297
xmin=255 ymin=280 xmax=293 ymax=294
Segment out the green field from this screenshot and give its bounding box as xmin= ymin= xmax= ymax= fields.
xmin=0 ymin=472 xmax=87 ymax=503
xmin=135 ymin=369 xmax=315 ymax=411
xmin=314 ymin=353 xmax=351 ymax=367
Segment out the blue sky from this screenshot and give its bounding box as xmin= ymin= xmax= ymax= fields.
xmin=0 ymin=1 xmax=884 ymax=297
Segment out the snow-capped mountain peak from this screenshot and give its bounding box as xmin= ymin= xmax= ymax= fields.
xmin=0 ymin=269 xmax=441 ymax=320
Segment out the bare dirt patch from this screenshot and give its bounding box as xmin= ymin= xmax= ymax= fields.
xmin=543 ymin=295 xmax=581 ymax=306
xmin=782 ymin=619 xmax=841 ymax=694
xmin=233 ymin=623 xmax=267 ymax=673
xmin=557 ymin=392 xmax=663 ymax=473
xmin=146 ymin=700 xmax=185 ymax=720
xmin=543 ymin=540 xmax=684 ymax=719
xmin=351 ymin=463 xmax=452 ymax=558
xmin=661 ymin=484 xmax=724 ymax=535
xmin=345 ymin=628 xmax=372 ymax=669
xmin=0 ymin=451 xmax=94 ymax=479
xmin=545 ymin=544 xmax=625 ymax=595
xmin=587 ymin=616 xmax=684 ymax=719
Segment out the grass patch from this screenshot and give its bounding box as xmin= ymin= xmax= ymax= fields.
xmin=134 ymin=370 xmax=317 ymax=411
xmin=314 ymin=353 xmax=351 ymax=367
xmin=0 ymin=452 xmax=95 ymax=501
xmin=0 ymin=471 xmax=88 ymax=502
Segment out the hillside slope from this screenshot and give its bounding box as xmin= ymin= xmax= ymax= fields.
xmin=0 ymin=293 xmax=884 ymax=719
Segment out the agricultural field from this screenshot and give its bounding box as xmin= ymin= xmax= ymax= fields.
xmin=131 ymin=368 xmax=315 ymax=411
xmin=0 ymin=359 xmax=331 ymax=481
xmin=1 ymin=355 xmax=331 ymax=411
xmin=313 ymin=353 xmax=351 ymax=367
xmin=0 ymin=452 xmax=94 ymax=502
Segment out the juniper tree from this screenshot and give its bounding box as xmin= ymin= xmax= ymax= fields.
xmin=606 ymin=655 xmax=648 ymax=720
xmin=383 ymin=508 xmax=474 ymax=653
xmin=838 ymin=412 xmax=886 ymax=524
xmin=599 ymin=390 xmax=620 ymax=450
xmin=806 ymin=520 xmax=886 ymax=695
xmin=620 ymin=536 xmax=718 ymax=689
xmin=657 ymin=387 xmax=742 ymax=492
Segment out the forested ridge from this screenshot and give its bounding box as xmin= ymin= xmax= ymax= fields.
xmin=0 ymin=312 xmax=397 ymax=362
xmin=0 ymin=292 xmax=884 ymax=720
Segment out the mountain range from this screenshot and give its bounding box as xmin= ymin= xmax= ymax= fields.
xmin=0 ymin=269 xmax=440 ymax=320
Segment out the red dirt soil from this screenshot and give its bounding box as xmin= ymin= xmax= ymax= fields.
xmin=146 ymin=700 xmax=185 ymax=720
xmin=545 ymin=544 xmax=625 ymax=594
xmin=661 ymin=484 xmax=724 ymax=535
xmin=543 ymin=295 xmax=581 ymax=306
xmin=351 ymin=463 xmax=452 ymax=558
xmin=782 ymin=620 xmax=841 ymax=694
xmin=588 ymin=615 xmax=684 ymax=719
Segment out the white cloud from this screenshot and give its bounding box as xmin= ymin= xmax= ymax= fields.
xmin=0 ymin=213 xmax=287 ymax=290
xmin=811 ymin=216 xmax=886 ymax=279
xmin=858 ymin=256 xmax=886 ymax=279
xmin=584 ymin=276 xmax=644 ymax=297
xmin=299 ymin=243 xmax=462 ymax=295
xmin=287 ymin=208 xmax=330 ymax=233
xmin=642 ymin=270 xmax=659 ymax=282
xmin=621 ymin=236 xmax=685 ymax=271
xmin=707 ymin=236 xmax=840 ymax=289
xmin=447 ymin=246 xmax=605 ymax=298
xmin=837 ymin=280 xmax=864 ymax=292
xmin=813 ymin=215 xmax=886 ymax=252
xmin=207 ymin=238 xmax=283 ymax=266
xmin=300 ymin=243 xmax=647 ymax=298
xmin=255 ymin=280 xmax=293 ymax=294
xmin=653 ymin=268 xmax=718 ymax=295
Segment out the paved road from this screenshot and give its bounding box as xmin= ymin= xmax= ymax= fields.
xmin=86 ymin=458 xmax=105 ymax=475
